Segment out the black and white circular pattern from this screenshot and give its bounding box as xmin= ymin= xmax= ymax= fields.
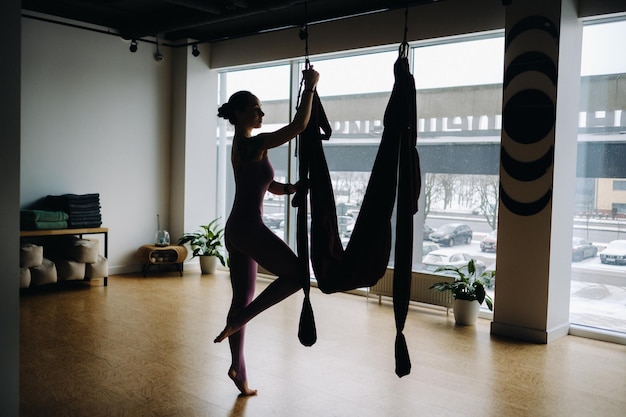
xmin=500 ymin=15 xmax=559 ymax=216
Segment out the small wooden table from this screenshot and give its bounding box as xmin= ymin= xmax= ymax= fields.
xmin=20 ymin=227 xmax=109 ymax=285
xmin=136 ymin=244 xmax=188 ymax=277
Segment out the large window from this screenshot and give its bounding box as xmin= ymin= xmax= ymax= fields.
xmin=571 ymin=18 xmax=626 ymax=335
xmin=216 ymin=65 xmax=291 ymax=240
xmin=215 ymin=21 xmax=626 ymax=336
xmin=216 ymin=35 xmax=505 ymax=309
xmin=414 ymin=35 xmax=504 ymax=313
xmin=306 ymin=50 xmax=398 ymax=247
xmin=217 ymin=51 xmax=399 ymax=245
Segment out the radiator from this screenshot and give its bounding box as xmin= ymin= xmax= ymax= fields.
xmin=368 ymin=268 xmax=454 ymax=310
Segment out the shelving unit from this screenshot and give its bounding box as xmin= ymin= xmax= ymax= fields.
xmin=20 ymin=227 xmax=109 ymax=286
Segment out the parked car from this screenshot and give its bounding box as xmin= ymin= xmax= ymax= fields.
xmin=599 ymin=240 xmax=626 ymax=265
xmin=480 ymin=229 xmax=497 ymax=252
xmin=340 ymin=215 xmax=356 ymax=237
xmin=572 ymin=237 xmax=598 ymax=262
xmin=428 ymin=223 xmax=473 ymax=246
xmin=421 ymin=250 xmax=485 ymax=275
xmin=346 ymin=208 xmax=360 ymax=218
xmin=422 ymin=241 xmax=440 ymax=257
xmin=423 ymin=224 xmax=435 ymax=241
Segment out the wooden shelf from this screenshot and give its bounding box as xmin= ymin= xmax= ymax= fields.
xmin=20 ymin=227 xmax=108 ymax=237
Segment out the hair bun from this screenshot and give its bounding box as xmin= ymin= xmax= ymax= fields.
xmin=217 ymin=102 xmax=232 ymax=119
xmin=218 ymin=91 xmax=254 ymax=125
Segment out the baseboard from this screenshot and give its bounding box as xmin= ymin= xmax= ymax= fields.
xmin=108 ymin=260 xmax=205 ymax=276
xmin=490 ymin=321 xmax=570 ymax=343
xmin=568 ymin=324 xmax=626 ymax=345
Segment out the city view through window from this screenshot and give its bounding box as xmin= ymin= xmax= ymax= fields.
xmin=217 ymin=20 xmax=626 ymax=338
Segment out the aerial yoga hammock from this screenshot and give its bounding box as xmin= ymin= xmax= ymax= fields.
xmin=292 ymin=37 xmax=421 ymax=377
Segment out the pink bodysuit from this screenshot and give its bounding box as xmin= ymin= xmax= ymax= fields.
xmin=224 ymin=143 xmax=303 ymax=382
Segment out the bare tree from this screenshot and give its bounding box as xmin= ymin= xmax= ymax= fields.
xmin=422 ymin=173 xmax=441 ymax=217
xmin=583 ymin=195 xmax=595 ymax=240
xmin=475 ymin=175 xmax=499 ymax=230
xmin=458 ymin=174 xmax=478 ymax=208
xmin=438 ymin=174 xmax=456 ymax=209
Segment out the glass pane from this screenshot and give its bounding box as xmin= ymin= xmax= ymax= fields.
xmin=216 ymin=65 xmax=291 ymax=242
xmin=215 ymin=35 xmax=504 ymax=303
xmin=307 ymin=50 xmax=398 ymax=249
xmin=571 ymin=19 xmax=626 ymax=334
xmin=413 ymin=36 xmax=504 ymax=311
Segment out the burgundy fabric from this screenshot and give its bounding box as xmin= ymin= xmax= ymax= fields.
xmin=225 ymin=146 xmax=305 ymax=378
xmin=295 ymin=55 xmax=420 ymax=376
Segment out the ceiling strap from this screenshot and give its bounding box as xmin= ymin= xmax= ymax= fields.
xmin=399 ymin=4 xmax=410 ymax=58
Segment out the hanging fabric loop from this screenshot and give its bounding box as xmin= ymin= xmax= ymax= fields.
xmin=295 ymin=0 xmax=317 ymax=347
xmin=293 ymin=0 xmax=420 ymax=376
xmin=399 ymin=41 xmax=409 ymax=58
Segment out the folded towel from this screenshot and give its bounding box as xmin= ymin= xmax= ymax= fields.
xmin=68 ymin=220 xmax=102 ymax=228
xmin=49 ymin=193 xmax=100 ymax=203
xmin=20 ymin=209 xmax=69 ymax=222
xmin=20 ymin=220 xmax=69 ymax=230
xmin=28 ymin=194 xmax=102 ymax=229
xmin=68 ymin=212 xmax=102 ymax=221
xmin=43 ymin=194 xmax=101 ymax=212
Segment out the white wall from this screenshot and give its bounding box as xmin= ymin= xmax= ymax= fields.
xmin=170 ymin=42 xmax=219 ymax=261
xmin=21 ymin=18 xmax=173 ymax=273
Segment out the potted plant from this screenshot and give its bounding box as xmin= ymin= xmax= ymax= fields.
xmin=177 ymin=219 xmax=226 ymax=274
xmin=429 ymin=259 xmax=494 ymax=325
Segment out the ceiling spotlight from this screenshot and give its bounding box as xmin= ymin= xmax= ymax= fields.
xmin=192 ymin=44 xmax=200 ymax=57
xmin=154 ymin=38 xmax=163 ymax=62
xmin=129 ymin=39 xmax=138 ymax=53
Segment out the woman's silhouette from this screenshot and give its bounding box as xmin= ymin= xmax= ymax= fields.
xmin=214 ymin=68 xmax=320 ymax=396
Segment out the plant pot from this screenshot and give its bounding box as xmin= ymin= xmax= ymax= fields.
xmin=199 ymin=255 xmax=217 ymax=275
xmin=453 ymin=299 xmax=480 ymax=325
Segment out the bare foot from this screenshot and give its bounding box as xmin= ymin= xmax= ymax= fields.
xmin=228 ymin=368 xmax=257 ymax=397
xmin=214 ymin=325 xmax=238 ymax=343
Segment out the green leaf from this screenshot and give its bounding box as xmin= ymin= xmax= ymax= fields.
xmin=468 ymin=259 xmax=476 ymax=275
xmin=177 ymin=218 xmax=225 ymax=259
xmin=474 ymin=283 xmax=485 ymax=304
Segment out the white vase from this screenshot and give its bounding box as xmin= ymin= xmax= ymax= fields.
xmin=453 ymin=299 xmax=480 ymax=325
xmin=199 ymin=256 xmax=217 ymax=275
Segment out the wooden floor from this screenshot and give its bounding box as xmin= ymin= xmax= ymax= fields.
xmin=20 ymin=270 xmax=626 ymax=417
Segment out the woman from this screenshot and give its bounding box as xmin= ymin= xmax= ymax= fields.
xmin=214 ymin=68 xmax=319 ymax=396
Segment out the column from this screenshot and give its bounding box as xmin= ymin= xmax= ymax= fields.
xmin=491 ymin=0 xmax=583 ymax=343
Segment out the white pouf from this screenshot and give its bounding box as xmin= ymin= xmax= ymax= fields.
xmin=20 ymin=243 xmax=43 ymax=268
xmin=85 ymin=255 xmax=108 ymax=279
xmin=66 ymin=238 xmax=99 ymax=264
xmin=20 ymin=267 xmax=32 ymax=288
xmin=30 ymin=258 xmax=58 ymax=286
xmin=56 ymin=259 xmax=87 ymax=281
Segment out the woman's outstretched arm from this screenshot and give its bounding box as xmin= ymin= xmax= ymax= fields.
xmin=254 ymin=69 xmax=319 ymax=150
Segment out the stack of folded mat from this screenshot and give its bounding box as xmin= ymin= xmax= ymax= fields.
xmin=20 ymin=209 xmax=69 ymax=230
xmin=40 ymin=193 xmax=102 ymax=228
